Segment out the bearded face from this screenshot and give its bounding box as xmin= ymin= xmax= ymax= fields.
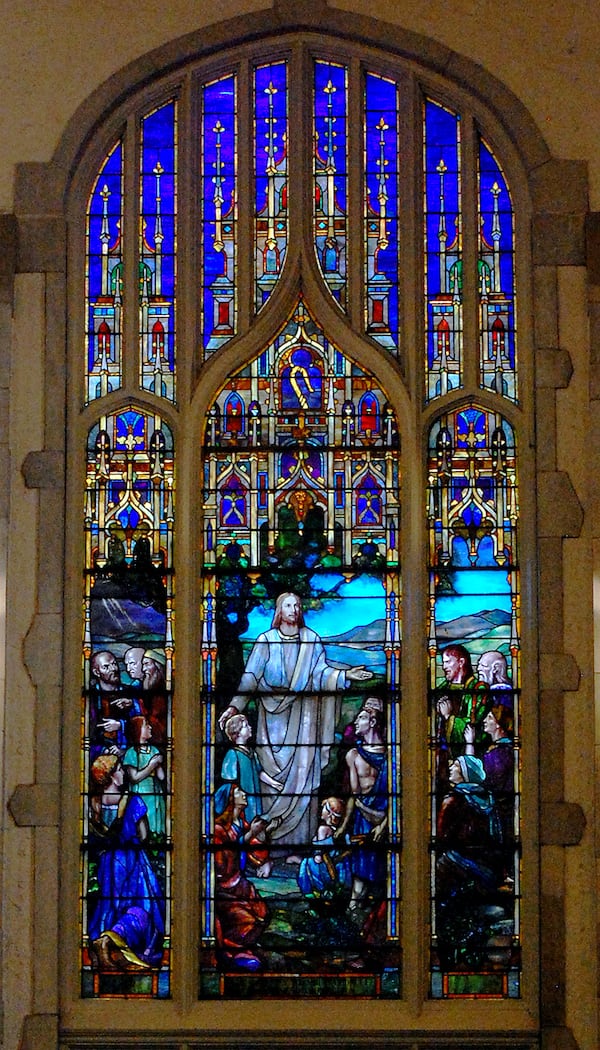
xmin=142 ymin=657 xmax=165 ymax=690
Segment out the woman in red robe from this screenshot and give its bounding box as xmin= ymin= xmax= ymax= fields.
xmin=213 ymin=782 xmax=269 ymax=970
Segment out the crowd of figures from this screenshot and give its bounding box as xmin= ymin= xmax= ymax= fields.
xmin=86 ymin=644 xmax=169 ymax=975
xmin=83 ymin=585 xmax=517 ymax=984
xmin=209 ymin=592 xmax=391 ymax=974
xmin=432 ymin=643 xmax=518 ymax=977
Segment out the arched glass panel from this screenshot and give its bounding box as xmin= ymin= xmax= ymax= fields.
xmin=314 ymin=61 xmax=348 ymax=310
xmin=364 ymin=72 xmax=400 ymax=351
xmin=202 ymin=74 xmax=237 ymax=355
xmin=427 ymin=404 xmax=520 ymax=998
xmin=199 ymin=299 xmax=402 ymax=998
xmin=81 ymin=406 xmax=174 ymax=998
xmin=86 ymin=140 xmax=124 ymax=403
xmin=424 ymin=100 xmax=462 ymax=401
xmin=478 ymin=138 xmax=517 ymax=401
xmin=140 ymin=100 xmax=177 ymax=400
xmin=255 ymin=60 xmax=288 ymax=310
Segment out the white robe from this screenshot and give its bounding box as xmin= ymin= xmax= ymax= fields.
xmin=230 ymin=626 xmax=346 ymax=844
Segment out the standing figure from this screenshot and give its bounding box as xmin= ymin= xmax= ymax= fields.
xmin=141 ymin=648 xmax=168 ymax=745
xmin=122 ymin=715 xmax=166 ymax=837
xmin=339 ymin=705 xmax=388 ymax=911
xmin=435 ymin=644 xmax=488 ymax=770
xmin=221 ymin=713 xmax=283 ymax=822
xmin=464 ymin=701 xmax=515 ymax=845
xmin=218 ymin=592 xmax=372 ymax=846
xmin=90 ymin=649 xmax=137 ymax=756
xmin=88 ymin=754 xmax=165 ymax=971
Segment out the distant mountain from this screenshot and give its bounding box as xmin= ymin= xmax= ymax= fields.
xmin=436 ymin=609 xmax=511 ymax=642
xmin=327 ymin=619 xmax=386 ymax=644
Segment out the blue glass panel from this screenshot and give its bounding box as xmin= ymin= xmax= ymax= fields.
xmin=140 ymin=100 xmax=177 ymax=400
xmin=86 ymin=142 xmax=123 ymax=402
xmin=81 ymin=407 xmax=175 ymax=998
xmin=478 ymin=138 xmax=517 ymax=401
xmin=424 ymin=100 xmax=462 ymax=401
xmin=314 ymin=61 xmax=348 ymax=309
xmin=202 ymin=76 xmax=237 ymax=355
xmin=255 ymin=61 xmax=288 ymax=310
xmin=365 ymin=73 xmax=399 ymax=351
xmin=200 ymin=300 xmax=402 ymax=998
xmin=427 ymin=405 xmax=520 ymax=999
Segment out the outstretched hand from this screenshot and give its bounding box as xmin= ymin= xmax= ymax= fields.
xmin=347 ymin=665 xmax=373 ymax=682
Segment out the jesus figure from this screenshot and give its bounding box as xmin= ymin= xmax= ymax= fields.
xmin=218 ymin=592 xmax=372 ymax=848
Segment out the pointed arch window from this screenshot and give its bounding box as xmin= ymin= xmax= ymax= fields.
xmin=74 ymin=25 xmax=531 ymax=1025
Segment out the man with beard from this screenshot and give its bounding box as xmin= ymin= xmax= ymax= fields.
xmin=141 ymin=649 xmax=168 ymax=745
xmin=90 ymin=649 xmax=137 ymax=756
xmin=218 ymin=592 xmax=372 ymax=849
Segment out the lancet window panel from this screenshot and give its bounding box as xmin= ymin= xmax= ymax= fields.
xmin=139 ymin=100 xmax=178 ymax=401
xmin=85 ymin=141 xmax=124 ymax=404
xmin=364 ymin=72 xmax=400 ymax=352
xmin=80 ymin=406 xmax=174 ymax=998
xmin=199 ymin=300 xmax=402 ymax=998
xmin=254 ymin=60 xmax=288 ymax=312
xmin=201 ymin=74 xmax=238 ymax=355
xmin=313 ymin=60 xmax=348 ymax=311
xmin=478 ymin=138 xmax=517 ymax=402
xmin=423 ymin=99 xmax=463 ymax=401
xmin=426 ymin=404 xmax=521 ymax=999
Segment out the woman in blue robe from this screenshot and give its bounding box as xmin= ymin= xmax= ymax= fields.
xmin=88 ymin=753 xmax=165 ymax=970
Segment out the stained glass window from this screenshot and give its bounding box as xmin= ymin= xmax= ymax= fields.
xmin=86 ymin=141 xmax=124 ymax=403
xmin=424 ymin=100 xmax=462 ymax=401
xmin=314 ymin=61 xmax=348 ymax=310
xmin=202 ymin=75 xmax=238 ymax=354
xmin=199 ymin=299 xmax=402 ymax=997
xmin=255 ymin=61 xmax=288 ymax=310
xmin=140 ymin=100 xmax=177 ymax=400
xmin=81 ymin=407 xmax=174 ymax=998
xmin=478 ymin=138 xmax=517 ymax=401
xmin=427 ymin=405 xmax=520 ymax=997
xmin=364 ymin=72 xmax=400 ymax=351
xmin=78 ymin=42 xmax=528 ymax=1011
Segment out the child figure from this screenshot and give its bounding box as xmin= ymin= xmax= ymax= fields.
xmin=298 ymin=797 xmax=351 ymax=902
xmin=221 ymin=713 xmax=282 ymax=822
xmin=122 ymin=716 xmax=165 ymax=837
